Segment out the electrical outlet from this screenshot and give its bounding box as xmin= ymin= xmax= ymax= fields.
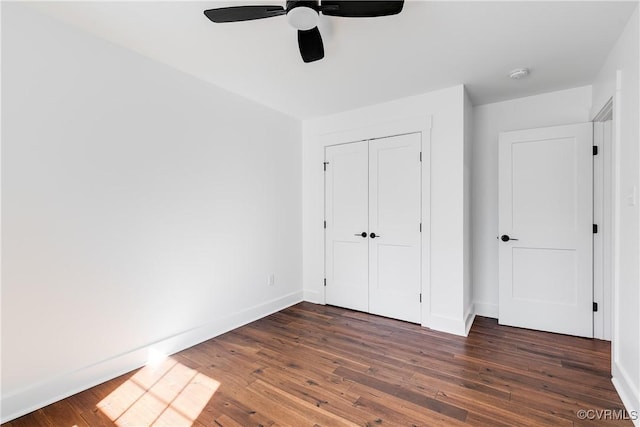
xmin=627 ymin=185 xmax=637 ymax=207
xmin=267 ymin=273 xmax=275 ymax=286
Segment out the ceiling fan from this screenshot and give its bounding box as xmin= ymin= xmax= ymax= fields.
xmin=204 ymin=1 xmax=404 ymax=63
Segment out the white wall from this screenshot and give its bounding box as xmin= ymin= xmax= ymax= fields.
xmin=471 ymin=86 xmax=593 ymax=318
xmin=1 ymin=4 xmax=302 ymax=422
xmin=302 ymin=85 xmax=473 ymax=336
xmin=590 ymin=6 xmax=640 ymax=423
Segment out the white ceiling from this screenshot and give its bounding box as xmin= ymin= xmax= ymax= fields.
xmin=27 ymin=1 xmax=638 ymax=119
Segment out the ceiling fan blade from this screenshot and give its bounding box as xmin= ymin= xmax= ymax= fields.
xmin=320 ymin=1 xmax=403 ymax=17
xmin=298 ymin=27 xmax=324 ymax=63
xmin=204 ymin=5 xmax=285 ymax=23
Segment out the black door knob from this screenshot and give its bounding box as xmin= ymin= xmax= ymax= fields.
xmin=370 ymin=232 xmax=380 ymax=239
xmin=358 ymin=232 xmax=367 ymax=238
xmin=500 ymin=234 xmax=519 ymax=242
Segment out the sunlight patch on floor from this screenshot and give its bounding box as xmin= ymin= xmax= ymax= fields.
xmin=98 ymin=351 xmax=219 ymax=426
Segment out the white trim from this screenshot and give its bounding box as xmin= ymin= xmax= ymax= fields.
xmin=593 ymin=98 xmax=614 ymax=122
xmin=593 ymin=121 xmax=605 ymax=339
xmin=474 ymin=301 xmax=499 ymax=319
xmin=464 ymin=308 xmax=476 ymax=336
xmin=612 ymin=361 xmax=640 ymax=427
xmin=303 ymin=289 xmax=324 ymax=304
xmin=601 ymin=119 xmax=613 ymax=341
xmin=420 ymin=122 xmax=433 ymax=329
xmin=319 ymin=116 xmax=432 ymax=145
xmin=611 ymin=72 xmax=622 ymax=387
xmin=1 ymin=291 xmax=303 ymax=424
xmin=592 ymin=97 xmax=615 ymax=341
xmin=424 ymin=314 xmax=469 ymax=337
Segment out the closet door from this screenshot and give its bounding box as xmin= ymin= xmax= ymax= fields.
xmin=325 ymin=141 xmax=369 ymax=312
xmin=368 ymin=133 xmax=422 ymax=323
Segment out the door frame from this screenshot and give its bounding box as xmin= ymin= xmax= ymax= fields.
xmin=592 ymin=97 xmax=614 ymax=341
xmin=320 ymin=116 xmax=432 ymax=326
xmin=496 ymin=116 xmax=615 ymax=340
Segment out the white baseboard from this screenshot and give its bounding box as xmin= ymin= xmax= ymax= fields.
xmin=1 ymin=291 xmax=303 ymax=424
xmin=303 ymin=288 xmax=324 ymax=304
xmin=473 ymin=301 xmax=499 ymax=319
xmin=464 ymin=308 xmax=476 ymax=336
xmin=425 ymin=314 xmax=470 ymax=337
xmin=612 ymin=361 xmax=640 ymax=427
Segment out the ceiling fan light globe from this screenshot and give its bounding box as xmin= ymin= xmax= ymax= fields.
xmin=287 ymin=6 xmax=318 ymax=31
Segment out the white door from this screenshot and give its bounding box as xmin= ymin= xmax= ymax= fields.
xmin=368 ymin=134 xmax=422 ymax=323
xmin=498 ymin=123 xmax=593 ymax=338
xmin=325 ymin=134 xmax=422 ymax=323
xmin=325 ymin=141 xmax=369 ymax=312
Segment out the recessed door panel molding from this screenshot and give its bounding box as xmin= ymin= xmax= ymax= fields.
xmin=511 ymin=137 xmax=578 ymax=232
xmin=324 ymin=132 xmax=422 ymax=324
xmin=511 ymin=248 xmax=577 ymax=305
xmin=499 ymin=123 xmax=593 ymax=338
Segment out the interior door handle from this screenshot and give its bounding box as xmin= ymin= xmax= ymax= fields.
xmin=500 ymin=234 xmax=518 ymax=242
xmin=354 ymin=232 xmax=367 ymax=238
xmin=370 ymin=232 xmax=380 ymax=239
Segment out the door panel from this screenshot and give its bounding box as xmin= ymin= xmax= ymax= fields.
xmin=512 ymin=138 xmax=578 ymax=231
xmin=368 ymin=133 xmax=422 ymax=323
xmin=512 ymin=248 xmax=577 ymax=304
xmin=499 ymin=123 xmax=593 ymax=337
xmin=325 ymin=141 xmax=369 ymax=312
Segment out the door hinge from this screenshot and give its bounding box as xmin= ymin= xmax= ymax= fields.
xmin=324 ymin=278 xmax=327 ymax=287
xmin=593 ymin=146 xmax=598 ymax=155
xmin=593 ymin=302 xmax=598 ymax=312
xmin=419 ymin=152 xmax=422 ymax=162
xmin=593 ymin=224 xmax=598 ymax=234
xmin=323 ymin=161 xmax=329 ymax=171
xmin=324 ymin=220 xmax=326 ymax=229
xmin=419 ymin=293 xmax=422 ymax=303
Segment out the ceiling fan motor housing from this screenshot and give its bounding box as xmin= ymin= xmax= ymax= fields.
xmin=286 ymin=0 xmax=320 ymax=31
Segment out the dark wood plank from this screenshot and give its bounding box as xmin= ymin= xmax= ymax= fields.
xmin=334 ymin=366 xmax=468 ymax=422
xmin=4 ymin=410 xmax=52 ymax=427
xmin=40 ymin=400 xmax=90 ymax=427
xmin=1 ymin=303 xmax=631 ymax=426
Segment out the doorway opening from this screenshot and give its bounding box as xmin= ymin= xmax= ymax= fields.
xmin=592 ymin=97 xmax=614 ymax=341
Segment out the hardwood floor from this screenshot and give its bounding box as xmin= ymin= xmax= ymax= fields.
xmin=4 ymin=302 xmax=631 ymax=426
